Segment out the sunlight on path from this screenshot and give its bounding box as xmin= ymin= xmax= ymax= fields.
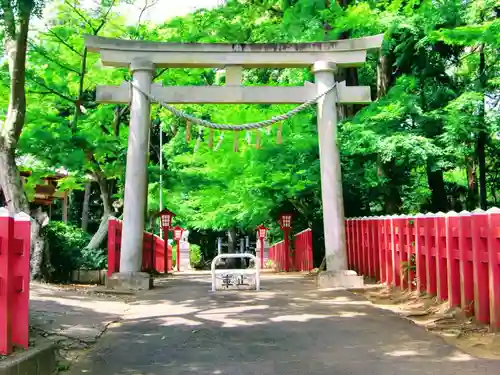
xmin=66 ymin=274 xmax=499 ymax=375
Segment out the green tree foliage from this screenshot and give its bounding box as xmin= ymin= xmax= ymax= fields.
xmin=3 ymin=0 xmax=499 ymax=265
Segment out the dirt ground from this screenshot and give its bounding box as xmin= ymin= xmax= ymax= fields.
xmin=354 ymin=285 xmax=500 ymax=360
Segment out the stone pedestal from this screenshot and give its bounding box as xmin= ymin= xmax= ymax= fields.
xmin=316 ymin=270 xmax=364 ymax=289
xmin=179 ymin=241 xmax=191 ymax=271
xmin=106 ymin=272 xmax=153 ymax=291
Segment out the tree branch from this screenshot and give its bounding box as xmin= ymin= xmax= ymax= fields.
xmin=137 ymin=0 xmax=159 ymax=25
xmin=94 ymin=0 xmax=117 ymax=34
xmin=43 ymin=27 xmax=83 ymax=56
xmin=154 ymin=68 xmax=168 ymax=80
xmin=63 ymin=0 xmax=95 ymax=32
xmin=28 ymin=41 xmax=82 ymax=75
xmin=26 ymin=75 xmax=76 ymax=103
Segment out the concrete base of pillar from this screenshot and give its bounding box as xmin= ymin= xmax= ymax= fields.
xmin=106 ymin=272 xmax=153 ymax=291
xmin=316 ymin=270 xmax=364 ymax=289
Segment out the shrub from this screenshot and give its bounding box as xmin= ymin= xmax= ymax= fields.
xmin=189 ymin=244 xmax=203 ymax=269
xmin=171 ymin=243 xmax=177 ymax=267
xmin=79 ymin=246 xmax=107 ymax=271
xmin=43 ymin=221 xmax=106 ymax=282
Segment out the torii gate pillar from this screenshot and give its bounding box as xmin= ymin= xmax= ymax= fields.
xmin=107 ymin=59 xmax=154 ymax=291
xmin=313 ymin=62 xmax=362 ymax=288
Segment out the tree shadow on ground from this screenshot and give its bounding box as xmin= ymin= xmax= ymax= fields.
xmin=65 ymin=275 xmax=499 ymax=375
xmin=30 ymin=283 xmax=128 ymax=344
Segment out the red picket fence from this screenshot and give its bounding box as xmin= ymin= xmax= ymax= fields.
xmin=345 ymin=209 xmax=500 ymax=330
xmin=107 ymin=218 xmax=172 ymax=277
xmin=0 ymin=209 xmax=31 ymax=355
xmin=269 ymin=229 xmax=313 ymax=272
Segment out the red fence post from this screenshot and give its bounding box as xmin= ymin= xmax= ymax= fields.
xmin=414 ymin=214 xmax=427 ymax=294
xmin=0 ymin=209 xmax=14 ymax=355
xmin=153 ymin=235 xmax=164 ymax=273
xmin=116 ymin=220 xmax=122 ymax=272
xmin=435 ymin=213 xmax=448 ymax=301
xmin=294 ymin=232 xmax=301 ymax=271
xmin=12 ymin=213 xmax=30 ymax=350
xmin=387 ymin=216 xmax=396 ymax=286
xmin=488 ymin=208 xmax=500 ymax=330
xmin=371 ymin=218 xmax=380 ymax=280
xmin=392 ymin=216 xmax=404 ymax=288
xmin=471 ymin=209 xmax=490 ymax=324
xmin=367 ymin=218 xmax=375 ymax=278
xmin=445 ymin=212 xmax=461 ymax=307
xmin=107 ymin=218 xmax=116 ymax=278
xmin=306 ymin=229 xmax=313 ymax=271
xmin=355 ymin=218 xmax=362 ymax=275
xmin=425 ymin=214 xmax=437 ymax=295
xmin=405 ymin=217 xmax=415 ymax=290
xmin=345 ymin=219 xmax=352 ymax=269
xmin=458 ymin=211 xmax=474 ymax=315
xmin=107 ymin=218 xmax=120 ymax=277
xmin=351 ymin=219 xmax=358 ymax=273
xmin=378 ymin=217 xmax=386 ymax=283
xmin=361 ymin=218 xmax=369 ymax=276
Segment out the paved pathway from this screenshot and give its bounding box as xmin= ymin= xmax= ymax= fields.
xmin=66 ymin=274 xmax=499 ymax=375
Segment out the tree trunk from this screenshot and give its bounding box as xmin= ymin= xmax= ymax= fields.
xmin=227 ymin=228 xmax=237 ymax=253
xmin=377 ymin=53 xmax=394 ymax=98
xmin=466 ymin=158 xmax=479 ymax=210
xmin=476 ymin=45 xmax=487 ymax=210
xmin=0 ymin=3 xmax=47 ymax=279
xmin=477 ymin=130 xmax=487 ymax=209
xmin=81 ymin=182 xmax=91 ymax=231
xmin=426 ymin=162 xmax=447 ymax=212
xmin=30 ymin=208 xmax=49 ymax=280
xmin=87 ymin=214 xmax=110 ymax=250
xmin=0 ymin=2 xmax=32 ymax=214
xmin=86 ymin=171 xmax=114 ymax=249
xmin=0 ymin=147 xmax=29 ymax=213
xmin=382 ymin=160 xmax=402 ymax=214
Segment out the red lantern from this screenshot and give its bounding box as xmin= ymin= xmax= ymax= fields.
xmin=172 ymin=225 xmax=184 ymax=272
xmin=173 ymin=225 xmax=184 ymax=241
xmin=158 ymin=208 xmax=176 ymax=231
xmin=279 ymin=213 xmax=293 ymax=230
xmin=256 ymin=225 xmax=268 ymax=268
xmin=278 ymin=213 xmax=293 ymax=271
xmin=257 ymin=224 xmax=268 ymax=240
xmin=155 ymin=208 xmax=176 ymax=273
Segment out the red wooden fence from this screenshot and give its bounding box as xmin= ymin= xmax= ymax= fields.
xmin=107 ymin=218 xmax=172 ymax=277
xmin=346 ymin=209 xmax=500 ymax=330
xmin=269 ymin=228 xmax=313 ymax=272
xmin=0 ymin=209 xmax=31 ymax=355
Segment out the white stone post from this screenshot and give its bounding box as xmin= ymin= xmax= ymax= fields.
xmin=113 ymin=59 xmax=154 ymax=287
xmin=313 ymin=61 xmax=363 ymax=288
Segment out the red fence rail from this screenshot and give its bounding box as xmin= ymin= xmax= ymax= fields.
xmin=0 ymin=209 xmax=31 ymax=355
xmin=346 ymin=209 xmax=500 ymax=330
xmin=269 ymin=228 xmax=313 ymax=272
xmin=107 ymin=218 xmax=172 ymax=277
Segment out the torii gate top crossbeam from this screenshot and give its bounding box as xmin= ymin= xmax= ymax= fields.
xmin=85 ymin=34 xmax=384 ymax=68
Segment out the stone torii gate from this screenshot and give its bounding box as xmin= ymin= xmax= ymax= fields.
xmin=85 ymin=35 xmax=383 ymax=290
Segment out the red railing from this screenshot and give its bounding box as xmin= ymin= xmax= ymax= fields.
xmin=294 ymin=229 xmax=313 ymax=271
xmin=0 ymin=209 xmax=31 ymax=355
xmin=107 ymin=218 xmax=172 ymax=277
xmin=345 ymin=210 xmax=500 ymax=330
xmin=269 ymin=228 xmax=313 ymax=272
